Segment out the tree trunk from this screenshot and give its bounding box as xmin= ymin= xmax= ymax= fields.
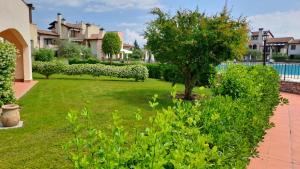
xmin=184 ymin=72 xmax=194 ymax=100
xmin=110 ymin=54 xmax=112 ymax=65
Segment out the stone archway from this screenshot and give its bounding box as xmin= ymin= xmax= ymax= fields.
xmin=0 ymin=28 xmax=29 ymax=82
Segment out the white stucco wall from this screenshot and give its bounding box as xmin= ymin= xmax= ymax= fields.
xmin=39 ymin=35 xmax=58 ymax=49
xmin=289 ymin=44 xmax=300 ymax=56
xmin=0 ymin=0 xmax=32 ymax=81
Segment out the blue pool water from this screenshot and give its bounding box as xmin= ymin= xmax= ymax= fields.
xmin=219 ymin=63 xmax=300 ymax=76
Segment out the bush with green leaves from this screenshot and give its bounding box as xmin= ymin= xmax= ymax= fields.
xmin=32 ymin=61 xmax=66 ymax=79
xmin=145 ymin=63 xmax=162 ymax=79
xmin=65 ymin=94 xmax=221 ymax=169
xmin=129 ymin=48 xmax=144 ymax=60
xmin=68 ymin=57 xmax=100 ymax=65
xmin=57 ymin=40 xmax=93 ymax=59
xmin=33 ymin=48 xmax=55 ymax=62
xmin=64 ymin=64 xmax=281 ymax=168
xmin=0 ymin=42 xmax=17 ymax=106
xmin=146 ymin=63 xmax=216 ymax=86
xmin=212 ymin=64 xmax=280 ymax=102
xmin=247 ymin=49 xmax=263 ymax=61
xmin=32 ymin=61 xmax=148 ymax=81
xmin=272 ymin=53 xmax=288 ymax=61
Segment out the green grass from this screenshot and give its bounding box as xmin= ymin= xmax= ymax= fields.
xmin=0 ymin=74 xmax=203 ymax=168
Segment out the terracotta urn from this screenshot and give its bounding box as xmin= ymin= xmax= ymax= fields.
xmin=1 ymin=104 xmax=20 ymax=127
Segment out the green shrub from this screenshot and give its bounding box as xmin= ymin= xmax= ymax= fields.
xmin=145 ymin=63 xmax=162 ymax=79
xmin=146 ymin=63 xmax=215 ymax=86
xmin=64 ymin=64 xmax=281 ymax=168
xmin=33 ymin=48 xmax=55 ymax=62
xmin=129 ymin=48 xmax=144 ymax=60
xmin=0 ymin=42 xmax=17 ymax=106
xmin=68 ymin=58 xmax=100 ymax=65
xmin=65 ymin=95 xmax=221 ymax=169
xmin=212 ymin=64 xmax=280 ymax=101
xmin=57 ymin=40 xmax=93 ymax=59
xmin=272 ymin=53 xmax=288 ymax=62
xmin=80 ymin=46 xmax=93 ymax=59
xmin=32 ymin=61 xmax=66 ymax=79
xmin=32 ymin=61 xmax=149 ymax=81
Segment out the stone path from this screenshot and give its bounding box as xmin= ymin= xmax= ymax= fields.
xmin=248 ymin=92 xmax=300 ymax=169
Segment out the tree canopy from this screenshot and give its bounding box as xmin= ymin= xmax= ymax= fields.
xmin=145 ymin=7 xmax=249 ymax=100
xmin=102 ymin=32 xmax=122 ymax=63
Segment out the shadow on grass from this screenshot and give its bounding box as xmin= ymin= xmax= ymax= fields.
xmin=108 ymin=88 xmax=174 ymax=111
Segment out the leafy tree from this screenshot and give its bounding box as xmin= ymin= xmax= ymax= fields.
xmin=145 ymin=7 xmax=248 ymax=100
xmin=57 ymin=40 xmax=93 ymax=59
xmin=102 ymin=32 xmax=122 ymax=64
xmin=134 ymin=40 xmax=140 ymax=49
xmin=33 ymin=48 xmax=55 ymax=62
xmin=130 ymin=48 xmax=144 ymax=60
xmin=247 ymin=49 xmax=262 ymax=61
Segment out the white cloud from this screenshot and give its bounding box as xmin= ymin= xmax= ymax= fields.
xmin=248 ymin=10 xmax=300 ymax=39
xmin=28 ymin=0 xmax=92 ymax=7
xmin=119 ymin=22 xmax=139 ymax=27
xmin=125 ymin=29 xmax=146 ymax=46
xmin=85 ymin=0 xmax=160 ymax=13
xmin=27 ymin=0 xmax=160 ymax=12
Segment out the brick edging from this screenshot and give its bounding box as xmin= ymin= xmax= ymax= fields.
xmin=280 ymin=81 xmax=300 ymax=95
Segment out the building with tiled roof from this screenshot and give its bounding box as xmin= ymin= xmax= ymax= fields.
xmin=288 ymin=39 xmax=300 ymax=58
xmin=248 ymin=28 xmax=300 ymax=60
xmin=36 ymin=13 xmax=128 ymax=59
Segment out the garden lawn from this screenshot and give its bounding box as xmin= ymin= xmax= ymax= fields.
xmin=0 ymin=74 xmax=209 ymax=169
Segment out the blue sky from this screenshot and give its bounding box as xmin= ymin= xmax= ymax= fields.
xmin=26 ymin=0 xmax=300 ymax=45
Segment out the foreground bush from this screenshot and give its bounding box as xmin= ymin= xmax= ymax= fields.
xmin=32 ymin=61 xmax=148 ymax=81
xmin=33 ymin=48 xmax=55 ymax=62
xmin=65 ymin=65 xmax=281 ymax=168
xmin=0 ymin=42 xmax=17 ymax=106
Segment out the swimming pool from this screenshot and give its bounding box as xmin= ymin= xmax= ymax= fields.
xmin=219 ymin=63 xmax=300 ymax=76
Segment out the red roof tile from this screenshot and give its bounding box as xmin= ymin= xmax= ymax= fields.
xmin=267 ymin=37 xmax=294 ymax=43
xmin=289 ymin=39 xmax=300 ymax=44
xmin=37 ymin=30 xmax=59 ymax=36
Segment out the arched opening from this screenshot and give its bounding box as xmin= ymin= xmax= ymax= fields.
xmin=0 ymin=28 xmax=28 ymax=81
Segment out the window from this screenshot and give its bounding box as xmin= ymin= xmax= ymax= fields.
xmin=291 ymin=45 xmax=296 ymax=50
xmin=251 ymin=36 xmax=258 ymax=40
xmin=70 ymin=30 xmax=76 ymax=38
xmin=253 ymin=44 xmax=257 ymax=50
xmin=44 ymin=39 xmax=55 ymax=46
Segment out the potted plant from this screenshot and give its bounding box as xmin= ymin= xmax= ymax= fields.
xmin=0 ymin=41 xmax=18 ymax=127
xmin=1 ymin=104 xmax=20 ymax=127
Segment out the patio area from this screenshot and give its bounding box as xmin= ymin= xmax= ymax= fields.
xmin=248 ymin=92 xmax=300 ymax=169
xmin=13 ymin=81 xmax=38 ymax=99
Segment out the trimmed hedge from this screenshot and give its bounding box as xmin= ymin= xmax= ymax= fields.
xmin=0 ymin=42 xmax=17 ymax=106
xmin=68 ymin=58 xmax=100 ymax=65
xmin=32 ymin=61 xmax=148 ymax=81
xmin=145 ymin=63 xmax=162 ymax=79
xmin=65 ymin=65 xmax=281 ymax=168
